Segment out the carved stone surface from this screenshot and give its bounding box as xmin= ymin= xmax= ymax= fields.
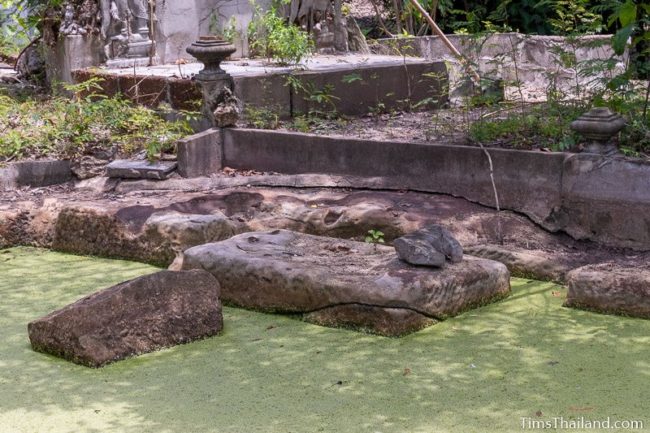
xmin=60 ymin=4 xmax=87 ymax=35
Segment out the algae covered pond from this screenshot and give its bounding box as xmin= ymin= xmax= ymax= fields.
xmin=1 ymin=247 xmax=648 ymax=433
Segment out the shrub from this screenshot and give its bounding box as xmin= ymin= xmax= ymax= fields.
xmin=248 ymin=6 xmax=312 ymax=65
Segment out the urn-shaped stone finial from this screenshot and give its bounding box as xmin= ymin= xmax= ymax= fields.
xmin=186 ymin=36 xmax=236 ymax=81
xmin=570 ymin=107 xmax=626 ymax=156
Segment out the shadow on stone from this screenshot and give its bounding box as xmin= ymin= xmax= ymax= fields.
xmin=28 ymin=270 xmax=223 ymax=367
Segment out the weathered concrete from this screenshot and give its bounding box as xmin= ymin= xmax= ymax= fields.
xmin=71 ymin=56 xmax=448 ymax=118
xmin=1 ymin=160 xmax=73 ymax=190
xmin=28 ymin=270 xmax=223 ymax=367
xmin=0 ymin=164 xmax=19 ymax=191
xmin=106 ymin=160 xmax=177 ymax=180
xmin=44 ymin=34 xmax=103 ymax=85
xmin=559 ymin=154 xmax=650 ymax=250
xmin=292 ymin=62 xmax=448 ymax=116
xmin=177 ymin=129 xmax=223 ymax=178
xmin=222 ymin=129 xmax=565 ymax=229
xmin=222 ymin=128 xmax=650 ymax=250
xmin=181 ymin=230 xmax=511 ymax=335
xmin=565 ymin=265 xmax=650 ymax=319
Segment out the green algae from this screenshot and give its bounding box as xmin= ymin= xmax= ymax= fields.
xmin=0 ymin=247 xmax=648 ymax=433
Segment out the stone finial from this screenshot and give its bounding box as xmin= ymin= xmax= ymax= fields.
xmin=186 ymin=36 xmax=236 ymax=81
xmin=186 ymin=36 xmax=240 ymax=128
xmin=570 ymin=107 xmax=626 ymax=156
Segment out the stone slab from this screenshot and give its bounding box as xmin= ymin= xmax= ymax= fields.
xmin=565 ymin=265 xmax=650 ymax=319
xmin=0 ymin=160 xmax=73 ymax=190
xmin=182 ymin=230 xmax=510 ymax=335
xmin=465 ymin=244 xmax=576 ymax=283
xmin=177 ymin=129 xmax=223 ymax=178
xmin=28 ymin=270 xmax=223 ymax=367
xmin=106 ymin=159 xmax=177 ymax=180
xmin=14 ymin=160 xmax=73 ymax=186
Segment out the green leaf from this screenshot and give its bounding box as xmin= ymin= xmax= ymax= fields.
xmin=618 ymin=0 xmax=637 ymax=27
xmin=612 ymin=24 xmax=635 ymax=55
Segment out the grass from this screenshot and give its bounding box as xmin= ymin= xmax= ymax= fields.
xmin=0 ymin=247 xmax=648 ymax=433
xmin=0 ymin=80 xmax=193 ymax=162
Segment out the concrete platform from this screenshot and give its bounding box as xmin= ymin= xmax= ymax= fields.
xmin=71 ymin=54 xmax=448 ymax=117
xmin=98 ymin=54 xmax=437 ymax=77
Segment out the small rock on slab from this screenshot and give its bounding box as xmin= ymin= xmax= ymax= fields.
xmin=565 ymin=265 xmax=650 ymax=319
xmin=182 ymin=230 xmax=509 ymax=335
xmin=394 ymin=224 xmax=463 ymax=267
xmin=106 ymin=159 xmax=177 ymax=180
xmin=28 ymin=270 xmax=222 ymax=367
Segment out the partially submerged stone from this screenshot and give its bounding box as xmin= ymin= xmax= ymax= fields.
xmin=394 ymin=224 xmax=463 ymax=267
xmin=182 ymin=230 xmax=510 ymax=335
xmin=565 ymin=265 xmax=650 ymax=319
xmin=106 ymin=160 xmax=177 ymax=180
xmin=304 ymin=305 xmax=437 ymax=337
xmin=28 ymin=270 xmax=223 ymax=367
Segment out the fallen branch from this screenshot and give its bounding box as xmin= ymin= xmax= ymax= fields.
xmin=404 ymin=0 xmax=481 ymax=87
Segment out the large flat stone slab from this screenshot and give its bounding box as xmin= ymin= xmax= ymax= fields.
xmin=182 ymin=230 xmax=510 ymax=335
xmin=565 ymin=265 xmax=650 ymax=319
xmin=28 ymin=270 xmax=223 ymax=367
xmin=107 ymin=160 xmax=177 ymax=180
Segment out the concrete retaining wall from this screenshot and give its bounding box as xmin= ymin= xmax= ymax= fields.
xmin=71 ymin=61 xmax=448 ymax=117
xmin=216 ymin=128 xmax=650 ymax=250
xmin=0 ymin=160 xmax=72 ymax=191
